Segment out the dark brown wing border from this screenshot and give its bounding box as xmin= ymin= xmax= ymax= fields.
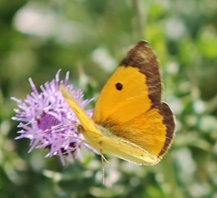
xmin=120 ymin=41 xmax=175 ymax=156
xmin=158 ymin=102 xmax=175 ymax=156
xmin=120 ymin=40 xmax=161 ymax=106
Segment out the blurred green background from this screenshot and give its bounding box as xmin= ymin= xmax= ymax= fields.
xmin=0 ymin=0 xmax=217 ymax=197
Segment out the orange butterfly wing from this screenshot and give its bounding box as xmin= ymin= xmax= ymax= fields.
xmin=93 ymin=41 xmax=175 ymax=159
xmin=60 ymin=41 xmax=175 ymax=165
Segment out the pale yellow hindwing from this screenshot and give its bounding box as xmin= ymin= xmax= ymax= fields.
xmin=60 ymin=84 xmax=159 ymax=165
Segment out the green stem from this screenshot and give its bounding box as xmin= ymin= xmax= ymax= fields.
xmin=132 ymin=0 xmax=146 ymax=38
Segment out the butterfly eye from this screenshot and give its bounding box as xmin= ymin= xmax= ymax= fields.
xmin=115 ymin=82 xmax=123 ymax=91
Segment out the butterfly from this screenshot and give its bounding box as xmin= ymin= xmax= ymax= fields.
xmin=60 ymin=41 xmax=175 ymax=165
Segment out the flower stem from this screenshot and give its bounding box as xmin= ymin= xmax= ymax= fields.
xmin=132 ymin=0 xmax=146 ymax=38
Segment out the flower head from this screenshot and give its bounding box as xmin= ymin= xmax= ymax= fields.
xmin=12 ymin=70 xmax=93 ymax=164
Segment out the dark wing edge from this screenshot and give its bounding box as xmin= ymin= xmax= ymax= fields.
xmin=158 ymin=102 xmax=175 ymax=157
xmin=120 ymin=40 xmax=162 ymax=106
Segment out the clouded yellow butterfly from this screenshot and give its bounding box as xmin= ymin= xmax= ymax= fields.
xmin=60 ymin=41 xmax=175 ymax=165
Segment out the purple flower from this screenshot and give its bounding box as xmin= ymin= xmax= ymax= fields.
xmin=12 ymin=70 xmax=93 ymax=164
